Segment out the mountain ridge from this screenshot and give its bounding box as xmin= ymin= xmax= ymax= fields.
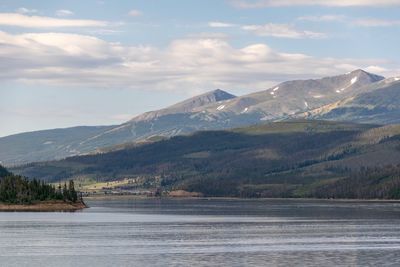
xmin=1 ymin=69 xmax=398 ymax=166
xmin=298 ymin=79 xmax=400 ymax=124
xmin=129 ymin=89 xmax=236 ymax=122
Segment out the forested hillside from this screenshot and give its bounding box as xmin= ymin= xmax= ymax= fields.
xmin=12 ymin=120 xmax=400 ymax=199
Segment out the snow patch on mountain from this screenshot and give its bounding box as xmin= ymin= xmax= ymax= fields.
xmin=313 ymin=95 xmax=324 ymax=99
xmin=43 ymin=141 xmax=54 ymax=145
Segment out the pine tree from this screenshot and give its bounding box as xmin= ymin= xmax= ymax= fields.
xmin=63 ymin=182 xmax=69 ymax=201
xmin=69 ymin=180 xmax=78 ymax=203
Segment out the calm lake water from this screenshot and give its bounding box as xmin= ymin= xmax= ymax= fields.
xmin=1 ymin=198 xmax=400 ymax=266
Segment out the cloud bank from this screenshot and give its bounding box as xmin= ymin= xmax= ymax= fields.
xmin=0 ymin=30 xmax=394 ymax=92
xmin=0 ymin=13 xmax=108 ymax=28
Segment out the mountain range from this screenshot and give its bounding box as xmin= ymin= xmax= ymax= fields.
xmin=1 ymin=69 xmax=400 ymax=166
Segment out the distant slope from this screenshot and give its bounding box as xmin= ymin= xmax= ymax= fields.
xmin=102 ymin=69 xmax=385 ymax=142
xmin=130 ymin=89 xmax=236 ymax=121
xmin=201 ymin=69 xmax=384 ymax=119
xmin=0 ymin=70 xmax=390 ymax=166
xmin=78 ymin=89 xmax=239 ymax=149
xmin=0 ymin=90 xmax=235 ymax=166
xmin=299 ymin=79 xmax=400 ymax=124
xmin=55 ymin=69 xmax=388 ymax=151
xmin=0 ymin=126 xmax=113 ymax=166
xmin=13 ymin=120 xmax=400 ymax=198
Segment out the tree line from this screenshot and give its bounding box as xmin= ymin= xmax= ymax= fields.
xmin=0 ymin=165 xmax=78 ymax=204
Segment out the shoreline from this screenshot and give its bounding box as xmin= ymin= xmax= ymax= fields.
xmin=83 ymin=194 xmax=400 ymax=203
xmin=0 ymin=200 xmax=87 ymax=212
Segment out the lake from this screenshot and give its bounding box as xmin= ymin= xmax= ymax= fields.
xmin=1 ymin=198 xmax=400 ymax=266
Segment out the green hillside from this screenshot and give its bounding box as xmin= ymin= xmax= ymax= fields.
xmin=12 ymin=120 xmax=400 ymax=199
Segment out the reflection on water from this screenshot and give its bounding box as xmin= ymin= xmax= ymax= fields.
xmin=1 ymin=198 xmax=400 ymax=266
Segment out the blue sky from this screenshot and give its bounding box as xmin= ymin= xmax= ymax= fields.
xmin=1 ymin=0 xmax=400 ymax=137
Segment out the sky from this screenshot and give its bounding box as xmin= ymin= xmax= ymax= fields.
xmin=1 ymin=0 xmax=400 ymax=137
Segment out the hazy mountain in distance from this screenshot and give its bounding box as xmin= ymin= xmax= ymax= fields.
xmin=0 ymin=126 xmax=113 ymax=166
xmin=0 ymin=89 xmax=236 ymax=166
xmin=88 ymin=69 xmax=385 ymax=145
xmin=67 ymin=89 xmax=239 ymax=152
xmin=299 ymin=78 xmax=400 ymax=124
xmin=130 ymin=89 xmax=236 ymax=121
xmin=192 ymin=69 xmax=384 ymax=120
xmin=0 ymin=70 xmax=392 ymax=166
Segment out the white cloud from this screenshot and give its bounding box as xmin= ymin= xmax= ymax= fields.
xmin=0 ymin=30 xmax=395 ymax=92
xmin=208 ymin=21 xmax=325 ymax=39
xmin=187 ymin=32 xmax=229 ymax=39
xmin=56 ymin=9 xmax=74 ymax=17
xmin=15 ymin=7 xmax=38 ymax=14
xmin=242 ymin=23 xmax=326 ymax=39
xmin=88 ymin=29 xmax=124 ymax=35
xmin=128 ymin=9 xmax=142 ymax=17
xmin=298 ymin=15 xmax=400 ymax=27
xmin=0 ymin=13 xmax=108 ymax=28
xmin=208 ymin=21 xmax=236 ymax=28
xmin=354 ymin=18 xmax=400 ymax=27
xmin=298 ymin=15 xmax=345 ymax=22
xmin=230 ymin=0 xmax=400 ymax=8
xmin=365 ymin=65 xmax=388 ymax=74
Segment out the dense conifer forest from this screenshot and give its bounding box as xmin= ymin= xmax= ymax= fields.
xmin=0 ymin=165 xmax=78 ymax=204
